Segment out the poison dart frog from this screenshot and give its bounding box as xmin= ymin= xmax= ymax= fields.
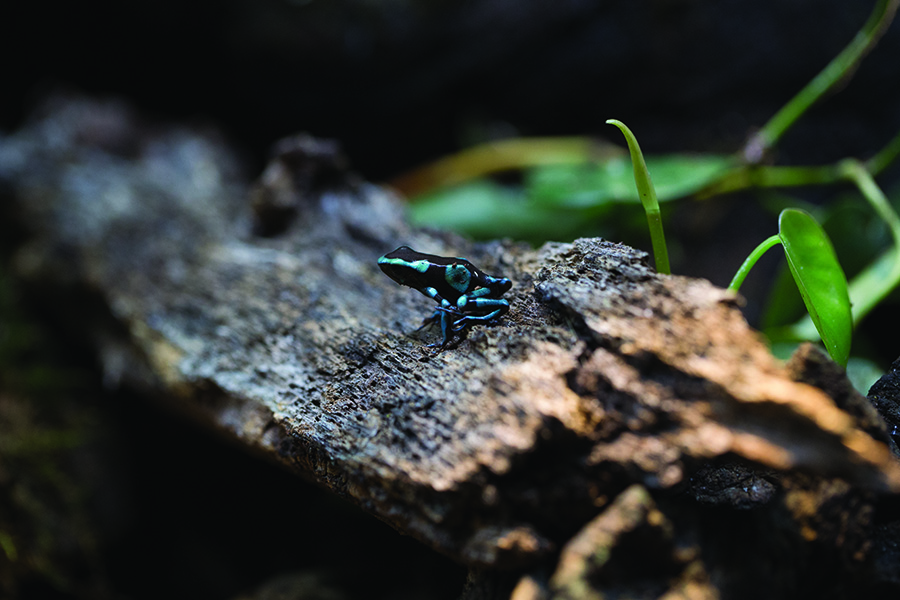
xmin=378 ymin=246 xmax=512 ymax=347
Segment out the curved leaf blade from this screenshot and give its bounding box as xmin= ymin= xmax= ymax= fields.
xmin=778 ymin=208 xmax=852 ymax=366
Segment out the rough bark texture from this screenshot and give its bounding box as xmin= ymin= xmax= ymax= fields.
xmin=869 ymin=355 xmax=900 ymax=448
xmin=4 ymin=96 xmax=900 ymax=598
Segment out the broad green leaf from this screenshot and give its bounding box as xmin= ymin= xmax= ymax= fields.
xmin=408 ymin=152 xmax=734 ymax=245
xmin=409 ymin=181 xmax=591 ymax=243
xmin=778 ymin=208 xmax=852 ymax=367
xmin=528 ymin=154 xmax=734 ymax=209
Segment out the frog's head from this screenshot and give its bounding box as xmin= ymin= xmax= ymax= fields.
xmin=378 ymin=246 xmax=429 ymax=288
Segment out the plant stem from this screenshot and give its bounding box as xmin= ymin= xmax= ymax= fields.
xmin=839 ymin=159 xmax=900 ymax=323
xmin=698 ymin=164 xmax=841 ymax=197
xmin=866 ymin=128 xmax=900 ymax=175
xmin=742 ymin=0 xmax=899 ymax=162
xmin=840 ymin=160 xmax=900 ymax=252
xmin=728 ymin=235 xmax=782 ymax=292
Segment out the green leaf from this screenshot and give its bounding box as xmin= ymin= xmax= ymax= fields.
xmin=409 ymin=181 xmax=590 ymax=243
xmin=527 ymin=154 xmax=734 ymax=209
xmin=604 ymin=120 xmax=672 ymax=274
xmin=407 ymin=147 xmax=734 ymax=246
xmin=778 ymin=208 xmax=852 ymax=367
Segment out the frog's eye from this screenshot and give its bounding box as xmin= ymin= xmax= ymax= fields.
xmin=445 ymin=263 xmax=471 ymax=292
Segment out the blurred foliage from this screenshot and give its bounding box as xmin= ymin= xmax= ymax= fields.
xmin=408 ymin=153 xmax=734 ymax=245
xmin=0 ymin=269 xmax=105 ymax=598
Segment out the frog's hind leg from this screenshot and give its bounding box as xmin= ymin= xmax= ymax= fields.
xmin=451 ymin=310 xmax=504 ymax=332
xmin=451 ymin=299 xmax=510 ymax=332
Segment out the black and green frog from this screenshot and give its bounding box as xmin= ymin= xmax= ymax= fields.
xmin=378 ymin=246 xmax=512 ymax=347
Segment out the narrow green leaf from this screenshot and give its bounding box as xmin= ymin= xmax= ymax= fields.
xmin=605 ymin=120 xmax=670 ymax=274
xmin=847 ymin=248 xmax=900 ymax=324
xmin=778 ymin=208 xmax=852 ymax=366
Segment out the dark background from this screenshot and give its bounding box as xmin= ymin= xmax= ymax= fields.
xmin=4 ymin=0 xmax=899 ymax=179
xmin=2 ymin=1 xmax=900 ymax=598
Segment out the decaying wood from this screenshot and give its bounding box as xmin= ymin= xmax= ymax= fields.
xmin=4 ymin=96 xmax=900 ymax=597
xmin=869 ymin=355 xmax=900 ymax=448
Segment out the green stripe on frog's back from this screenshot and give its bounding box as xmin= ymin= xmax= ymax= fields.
xmin=377 ymin=256 xmax=431 ymax=273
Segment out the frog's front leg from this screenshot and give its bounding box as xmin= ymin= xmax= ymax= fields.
xmin=417 ymin=307 xmax=460 ymax=347
xmin=417 ymin=286 xmax=462 ymax=346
